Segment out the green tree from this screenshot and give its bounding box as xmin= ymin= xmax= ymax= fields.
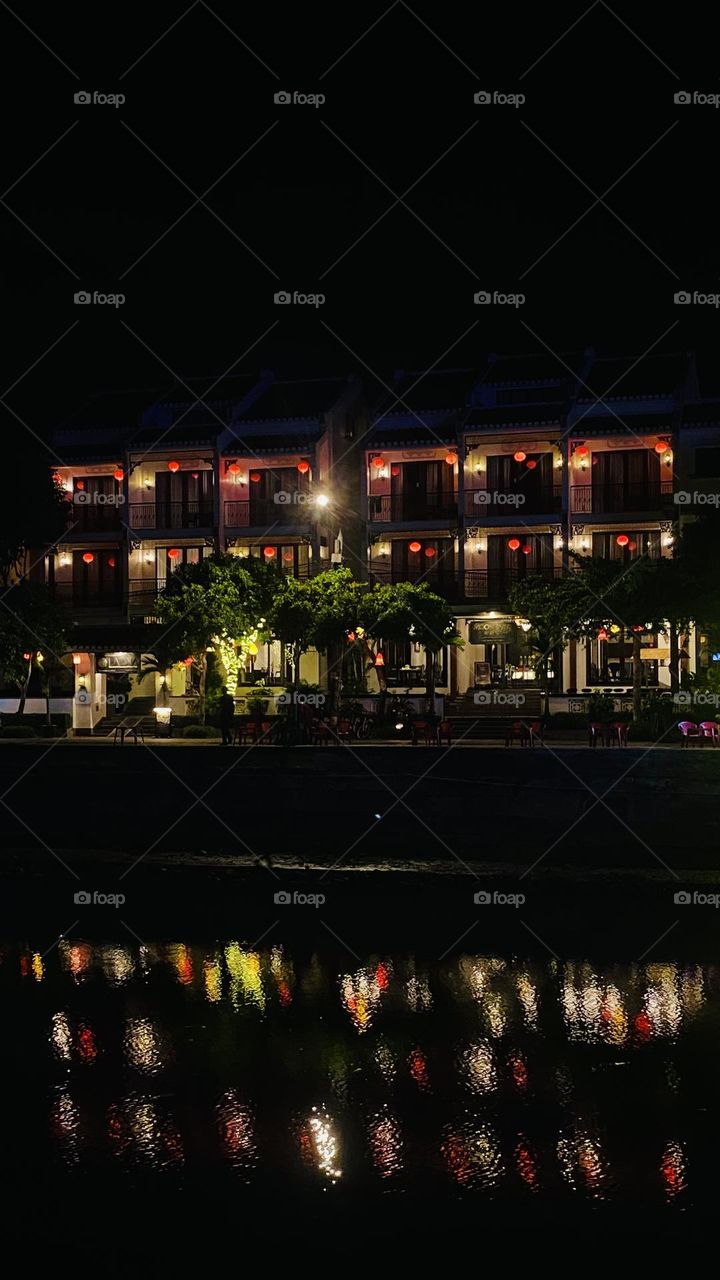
xmin=154 ymin=555 xmax=271 ymax=721
xmin=508 ymin=574 xmax=593 ymax=716
xmin=306 ymin=569 xmax=367 ymax=713
xmin=363 ymin=581 xmax=462 ymax=702
xmin=267 ymin=575 xmax=317 ymax=695
xmin=0 ymin=582 xmax=67 ymax=716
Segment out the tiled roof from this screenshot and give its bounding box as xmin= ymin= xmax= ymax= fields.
xmin=577 ymin=353 xmax=688 ymax=400
xmin=222 ymin=428 xmax=322 ymax=455
xmin=365 ymin=422 xmax=458 ymax=447
xmin=681 ymin=401 xmax=720 ymax=427
xmin=233 ymin=378 xmax=348 ymax=421
xmin=463 ymin=404 xmax=565 ymax=429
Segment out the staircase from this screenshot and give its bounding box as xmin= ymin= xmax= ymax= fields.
xmin=95 ymin=696 xmax=159 ymax=739
xmin=444 ymin=689 xmax=543 ymax=740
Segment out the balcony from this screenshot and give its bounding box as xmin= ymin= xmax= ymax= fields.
xmin=224 ymin=498 xmax=313 ymax=527
xmin=129 ymin=502 xmax=214 ymax=530
xmin=49 ymin=582 xmax=125 ymax=617
xmin=369 ymin=491 xmax=457 ymax=523
xmin=571 ymin=482 xmax=673 ymax=515
xmin=368 ymin=565 xmax=562 ymax=603
xmin=465 ymin=487 xmax=562 ymax=517
xmin=67 ymin=506 xmax=123 ymax=534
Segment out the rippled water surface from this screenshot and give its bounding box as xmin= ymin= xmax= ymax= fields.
xmin=5 ymin=938 xmax=717 ymax=1214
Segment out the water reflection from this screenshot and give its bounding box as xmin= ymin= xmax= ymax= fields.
xmin=2 ymin=940 xmax=714 ymax=1206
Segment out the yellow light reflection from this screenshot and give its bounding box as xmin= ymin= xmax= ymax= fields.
xmin=123 ymin=1018 xmax=166 ymax=1075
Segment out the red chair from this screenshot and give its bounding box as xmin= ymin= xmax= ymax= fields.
xmin=337 ymin=718 xmax=353 ymax=743
xmin=700 ymin=721 xmax=720 ymax=747
xmin=589 ymin=722 xmax=609 ymax=747
xmin=609 ymin=721 xmax=629 ymax=747
xmin=438 ymin=720 xmax=452 ymax=746
xmin=505 ymin=720 xmax=528 ymax=746
xmin=526 ymin=719 xmax=542 ymax=747
xmin=678 ymin=720 xmax=702 ymax=747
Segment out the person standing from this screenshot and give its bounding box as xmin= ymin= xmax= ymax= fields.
xmin=219 ymin=686 xmax=235 ymax=745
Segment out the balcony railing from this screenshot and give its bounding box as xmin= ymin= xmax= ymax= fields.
xmin=571 ymin=482 xmax=674 ymax=514
xmin=465 ymin=487 xmax=562 ymax=517
xmin=368 ymin=566 xmax=562 ymax=602
xmin=49 ymin=583 xmax=124 ymax=611
xmin=67 ymin=506 xmax=123 ymax=533
xmin=369 ymin=491 xmax=457 ymax=522
xmin=129 ymin=502 xmax=214 ymax=530
xmin=224 ymin=498 xmax=313 ymax=527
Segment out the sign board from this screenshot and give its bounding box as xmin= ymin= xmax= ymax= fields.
xmin=469 ymin=619 xmax=515 ymax=645
xmin=97 ymin=652 xmax=139 ymax=671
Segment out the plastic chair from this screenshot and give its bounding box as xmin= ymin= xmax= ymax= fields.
xmin=527 ymin=719 xmax=542 ymax=747
xmin=699 ymin=721 xmax=720 ymax=747
xmin=677 ymin=720 xmax=702 ymax=748
xmin=505 ymin=720 xmax=528 ymax=747
xmin=438 ymin=720 xmax=452 ymax=746
xmin=589 ymin=722 xmax=609 ymax=747
xmin=609 ymin=721 xmax=629 ymax=747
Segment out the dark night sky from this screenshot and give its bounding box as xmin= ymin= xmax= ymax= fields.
xmin=2 ymin=0 xmax=719 ymax=436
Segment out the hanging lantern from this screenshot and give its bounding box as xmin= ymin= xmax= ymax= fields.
xmin=597 ymin=628 xmax=608 ymax=641
xmin=113 ymin=468 xmax=124 ymax=482
xmin=375 ymin=652 xmax=385 ymax=667
xmin=183 ymin=656 xmax=194 ymax=667
xmin=167 ymin=548 xmax=180 ymax=559
xmin=297 ymin=460 xmax=310 ymax=474
xmin=507 ymin=538 xmax=521 ymax=551
xmin=424 ymin=546 xmax=436 ymax=558
xmin=23 ymin=652 xmax=32 ymax=661
xmin=632 ymin=624 xmax=644 ymax=632
xmin=167 ymin=460 xmax=180 ymax=472
xmin=107 ymin=557 xmax=116 ymax=568
xmin=191 ymin=471 xmax=200 ymax=480
xmin=372 ymin=457 xmax=385 ymax=469
xmin=521 ymin=543 xmax=532 ymax=555
xmin=445 ymin=452 xmax=457 ymax=466
xmin=616 ymin=534 xmax=629 ymax=547
xmin=513 ymin=451 xmax=526 ymax=463
xmin=250 ymin=471 xmax=261 ymax=483
xmin=75 ymin=479 xmax=85 ymax=490
xmin=409 ymin=541 xmax=422 ymax=553
xmin=391 ymin=464 xmax=400 ymax=477
xmin=228 ymin=462 xmax=241 ymax=474
xmin=263 ymin=546 xmax=276 ymax=558
xmin=628 ymin=539 xmax=637 ymax=551
xmin=654 ymin=441 xmax=669 ymax=455
xmin=576 ymin=445 xmax=589 ymax=458
xmin=526 ymin=459 xmax=537 ymax=470
xmin=82 ymin=552 xmax=94 ymax=564
xmin=282 ymin=550 xmax=294 ymax=563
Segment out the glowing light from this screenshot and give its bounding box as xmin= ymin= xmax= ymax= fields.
xmin=263 ymin=545 xmax=276 ymax=557
xmin=167 ymin=460 xmax=180 ymax=472
xmin=368 ymin=1110 xmax=403 ymax=1179
xmin=445 ymin=452 xmax=457 ymax=466
xmin=228 ymin=461 xmax=241 ymax=474
xmin=203 ymin=957 xmax=222 ymax=1003
xmin=513 ymin=451 xmax=526 ymax=462
xmin=526 ymin=458 xmax=537 ymax=469
xmin=167 ymin=547 xmax=180 ymax=559
xmin=372 ymin=456 xmax=385 ymax=469
xmin=297 ymin=460 xmax=310 ymax=474
xmin=598 ymin=628 xmax=608 ymax=641
xmin=391 ymin=464 xmax=400 ymax=476
xmin=521 ymin=543 xmax=532 ymax=555
xmin=113 ymin=468 xmax=124 ymax=481
xmin=408 ymin=541 xmax=422 ymax=553
xmin=507 ymin=538 xmax=521 ymax=551
xmin=123 ymin=1017 xmax=165 ymax=1074
xmin=315 ymin=493 xmax=330 ymax=507
xmin=305 ymin=1108 xmax=342 ymax=1181
xmin=628 ymin=539 xmax=637 ymax=551
xmin=424 ymin=546 xmax=436 ymax=557
xmin=616 ymin=534 xmax=629 ymax=547
xmin=576 ymin=445 xmax=589 ymax=457
xmin=72 ymin=655 xmax=82 ymax=665
xmin=82 ymin=552 xmax=94 ymax=564
xmin=655 ymin=441 xmax=669 ymax=454
xmin=250 ymin=471 xmax=261 ymax=483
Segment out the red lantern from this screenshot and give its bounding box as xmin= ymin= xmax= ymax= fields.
xmin=23 ymin=652 xmax=32 ymax=661
xmin=250 ymin=471 xmax=261 ymax=483
xmin=521 ymin=544 xmax=532 ymax=555
xmin=616 ymin=535 xmax=629 ymax=547
xmin=391 ymin=465 xmax=400 ymax=477
xmin=191 ymin=472 xmax=200 ymax=480
xmin=628 ymin=540 xmax=637 ymax=551
xmin=297 ymin=460 xmax=310 ymax=474
xmin=598 ymin=628 xmax=608 ymax=641
xmin=263 ymin=546 xmax=276 ymax=558
xmin=75 ymin=479 xmax=85 ymax=490
xmin=167 ymin=548 xmax=180 ymax=559
xmin=282 ymin=550 xmax=294 ymax=563
xmin=409 ymin=541 xmax=422 ymax=553
xmin=228 ymin=462 xmax=241 ymax=474
xmin=654 ymin=441 xmax=669 ymax=455
xmin=508 ymin=538 xmax=521 ymax=551
xmin=168 ymin=460 xmax=180 ymax=473
xmin=375 ymin=652 xmax=385 ymax=667
xmin=82 ymin=552 xmax=94 ymax=564
xmin=576 ymin=445 xmax=589 ymax=458
xmin=52 ymin=472 xmax=63 ymax=485
xmin=445 ymin=452 xmax=457 ymax=466
xmin=183 ymin=656 xmax=193 ymax=667
xmin=513 ymin=451 xmax=526 ymax=463
xmin=347 ymin=631 xmax=356 ymax=643
xmin=424 ymin=546 xmax=436 ymax=558
xmin=526 ymin=459 xmax=537 ymax=470
xmin=113 ymin=468 xmax=123 ymax=482
xmin=107 ymin=557 xmax=116 ymax=568
xmin=372 ymin=456 xmax=385 ymax=469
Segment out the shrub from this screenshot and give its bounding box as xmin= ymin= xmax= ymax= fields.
xmin=0 ymin=725 xmax=37 ymax=739
xmin=182 ymin=724 xmax=219 ymax=739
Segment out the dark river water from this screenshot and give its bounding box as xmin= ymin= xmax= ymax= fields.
xmin=4 ymin=930 xmax=717 ymax=1244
